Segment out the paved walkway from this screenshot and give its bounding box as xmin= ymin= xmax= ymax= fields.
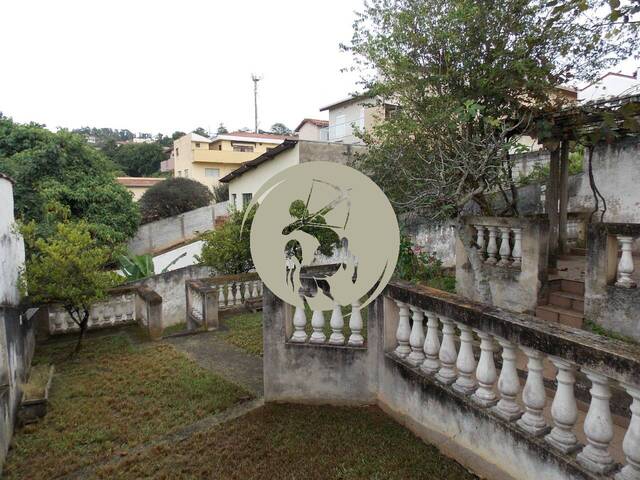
xmin=165 ymin=331 xmax=264 ymax=396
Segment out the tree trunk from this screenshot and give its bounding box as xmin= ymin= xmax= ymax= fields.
xmin=74 ymin=312 xmax=89 ymax=355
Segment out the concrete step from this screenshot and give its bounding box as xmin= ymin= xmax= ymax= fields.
xmin=548 ymin=291 xmax=584 ymax=313
xmin=535 ymin=304 xmax=584 ymax=328
xmin=559 ymin=279 xmax=585 ymax=295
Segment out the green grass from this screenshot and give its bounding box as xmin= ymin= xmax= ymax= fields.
xmin=162 ymin=321 xmax=188 ymax=336
xmin=425 ymin=275 xmax=456 ymax=293
xmin=96 ymin=403 xmax=477 ymax=480
xmin=3 ymin=334 xmax=250 ymax=479
xmin=220 ymin=312 xmax=264 ymax=356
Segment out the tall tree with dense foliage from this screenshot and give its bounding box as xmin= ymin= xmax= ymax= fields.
xmin=344 ymin=0 xmax=638 ymax=219
xmin=138 ymin=177 xmax=213 ymax=223
xmin=20 ymin=220 xmax=120 ymax=355
xmin=0 ymin=116 xmax=140 ymax=246
xmin=112 ymin=142 xmax=167 ymax=176
xmin=270 ymin=123 xmax=292 ymax=136
xmin=198 ymin=206 xmax=255 ymax=274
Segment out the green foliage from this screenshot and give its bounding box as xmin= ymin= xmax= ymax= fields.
xmin=110 ymin=142 xmax=167 ymax=177
xmin=0 ymin=116 xmax=140 ymax=247
xmin=216 ymin=123 xmax=229 ymax=135
xmin=344 ymin=0 xmax=638 ymax=218
xmin=20 ymin=220 xmax=121 ymax=352
xmin=198 ymin=206 xmax=255 ymax=274
xmin=192 ymin=127 xmax=209 ymax=137
xmin=138 ymin=177 xmax=213 ymax=224
xmin=270 ymin=123 xmax=292 ymax=136
xmin=396 ymin=235 xmax=455 ymax=292
xmin=118 ymin=252 xmax=187 ymax=281
xmin=212 ymin=182 xmax=229 ymax=203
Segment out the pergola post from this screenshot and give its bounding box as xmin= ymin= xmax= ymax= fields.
xmin=546 ymin=145 xmax=561 ymax=270
xmin=558 ymin=140 xmax=570 ymax=255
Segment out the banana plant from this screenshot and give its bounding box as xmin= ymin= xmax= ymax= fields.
xmin=118 ymin=252 xmax=187 ymax=281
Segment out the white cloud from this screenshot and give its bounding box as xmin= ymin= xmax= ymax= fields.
xmin=0 ymin=0 xmax=365 ymax=135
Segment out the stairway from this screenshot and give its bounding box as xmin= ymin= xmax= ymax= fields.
xmin=535 ymin=278 xmax=585 ymax=328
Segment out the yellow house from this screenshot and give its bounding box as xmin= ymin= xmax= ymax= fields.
xmin=171 ymin=131 xmax=287 ymax=190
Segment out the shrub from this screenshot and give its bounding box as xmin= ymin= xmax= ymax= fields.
xmin=395 ymin=234 xmax=455 ymax=292
xmin=198 ymin=206 xmax=255 ymax=274
xmin=139 ymin=177 xmax=212 ymax=223
xmin=212 ymin=182 xmax=229 ymax=203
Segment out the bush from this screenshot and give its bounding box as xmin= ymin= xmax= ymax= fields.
xmin=395 ymin=234 xmax=455 ymax=292
xmin=198 ymin=206 xmax=255 ymax=274
xmin=212 ymin=182 xmax=229 ymax=203
xmin=139 ymin=177 xmax=213 ymax=223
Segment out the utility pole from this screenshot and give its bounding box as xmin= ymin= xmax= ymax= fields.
xmin=251 ymin=74 xmax=262 ymax=133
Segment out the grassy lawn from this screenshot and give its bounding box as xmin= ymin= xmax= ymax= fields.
xmin=96 ymin=403 xmax=477 ymax=480
xmin=3 ymin=333 xmax=250 ymax=479
xmin=220 ymin=312 xmax=263 ymax=356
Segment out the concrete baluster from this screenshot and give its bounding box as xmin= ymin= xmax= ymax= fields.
xmin=472 ymin=331 xmax=498 ymax=406
xmin=475 ymin=225 xmax=486 ymax=258
xmin=545 ymin=357 xmax=579 ymax=453
xmin=348 ymin=301 xmax=365 ymax=347
xmin=407 ymin=307 xmax=425 ymax=366
xmin=517 ymin=348 xmax=549 ymax=436
xmin=233 ymin=282 xmax=242 ymax=305
xmin=421 ymin=311 xmax=440 ymax=375
xmin=486 ymin=226 xmax=498 ymax=264
xmin=309 ymin=310 xmax=326 ymax=344
xmin=435 ymin=315 xmax=458 ymax=385
xmin=328 ymin=304 xmax=345 ymax=345
xmin=453 ymin=324 xmax=476 ymax=395
xmin=394 ymin=301 xmax=411 ymax=358
xmin=577 ymin=369 xmax=615 ymax=474
xmin=511 ymin=228 xmax=522 ymax=268
xmin=498 ymin=227 xmax=512 ymax=266
xmin=616 ymin=383 xmax=640 ymax=480
xmin=252 ymin=280 xmax=259 ymax=298
xmin=244 ymin=281 xmax=251 ymax=301
xmin=290 ymin=305 xmax=308 ymax=343
xmin=492 ymin=337 xmax=522 ymax=420
xmin=616 ymin=235 xmax=637 ymax=288
xmin=218 ymin=285 xmax=226 ymax=307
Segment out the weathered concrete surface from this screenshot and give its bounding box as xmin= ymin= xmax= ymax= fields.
xmin=262 ymin=286 xmax=379 ymax=404
xmin=127 ymin=204 xmax=217 ymax=256
xmin=129 ymin=264 xmax=210 ymax=328
xmin=401 ymin=215 xmax=456 ymax=268
xmin=585 ymin=222 xmax=640 ymax=340
xmin=455 ymin=216 xmax=549 ymax=314
xmin=166 ymin=332 xmax=264 ymax=396
xmin=0 ymin=175 xmax=35 ymax=473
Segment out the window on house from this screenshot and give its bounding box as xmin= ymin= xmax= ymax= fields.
xmin=176 ymin=147 xmax=179 ymax=156
xmin=232 ymin=193 xmax=237 ymax=206
xmin=242 ymin=193 xmax=253 ymax=208
xmin=219 ymin=145 xmax=222 ymax=150
xmin=184 ymin=169 xmax=189 ymax=178
xmin=177 ymin=170 xmax=182 ymax=177
xmin=205 ymin=168 xmax=220 ymax=178
xmin=195 ymin=142 xmax=201 ymax=148
xmin=232 ymin=144 xmax=254 ymax=153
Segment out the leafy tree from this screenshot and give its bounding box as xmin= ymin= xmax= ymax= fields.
xmin=20 ymin=220 xmax=120 ymax=355
xmin=112 ymin=142 xmax=167 ymax=177
xmin=270 ymin=123 xmax=292 ymax=136
xmin=212 ymin=182 xmax=229 ymax=203
xmin=138 ymin=177 xmax=213 ymax=223
xmin=344 ymin=0 xmax=638 ymax=219
xmin=217 ymin=123 xmax=229 ymax=135
xmin=198 ymin=206 xmax=255 ymax=274
xmin=192 ymin=127 xmax=209 ymax=137
xmin=171 ymin=131 xmax=186 ymax=140
xmin=0 ymin=116 xmax=140 ymax=247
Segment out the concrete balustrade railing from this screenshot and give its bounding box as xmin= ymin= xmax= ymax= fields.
xmin=386 ymin=281 xmax=640 ymax=479
xmin=47 ymin=285 xmax=163 ymax=340
xmin=185 ymin=272 xmax=263 ymax=332
xmin=457 ymin=216 xmax=549 ymax=313
xmin=585 ymin=223 xmax=640 ymax=342
xmin=288 ymin=301 xmax=365 ymax=347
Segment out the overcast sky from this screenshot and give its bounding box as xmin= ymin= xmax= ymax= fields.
xmin=0 ymin=0 xmax=365 ymax=135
